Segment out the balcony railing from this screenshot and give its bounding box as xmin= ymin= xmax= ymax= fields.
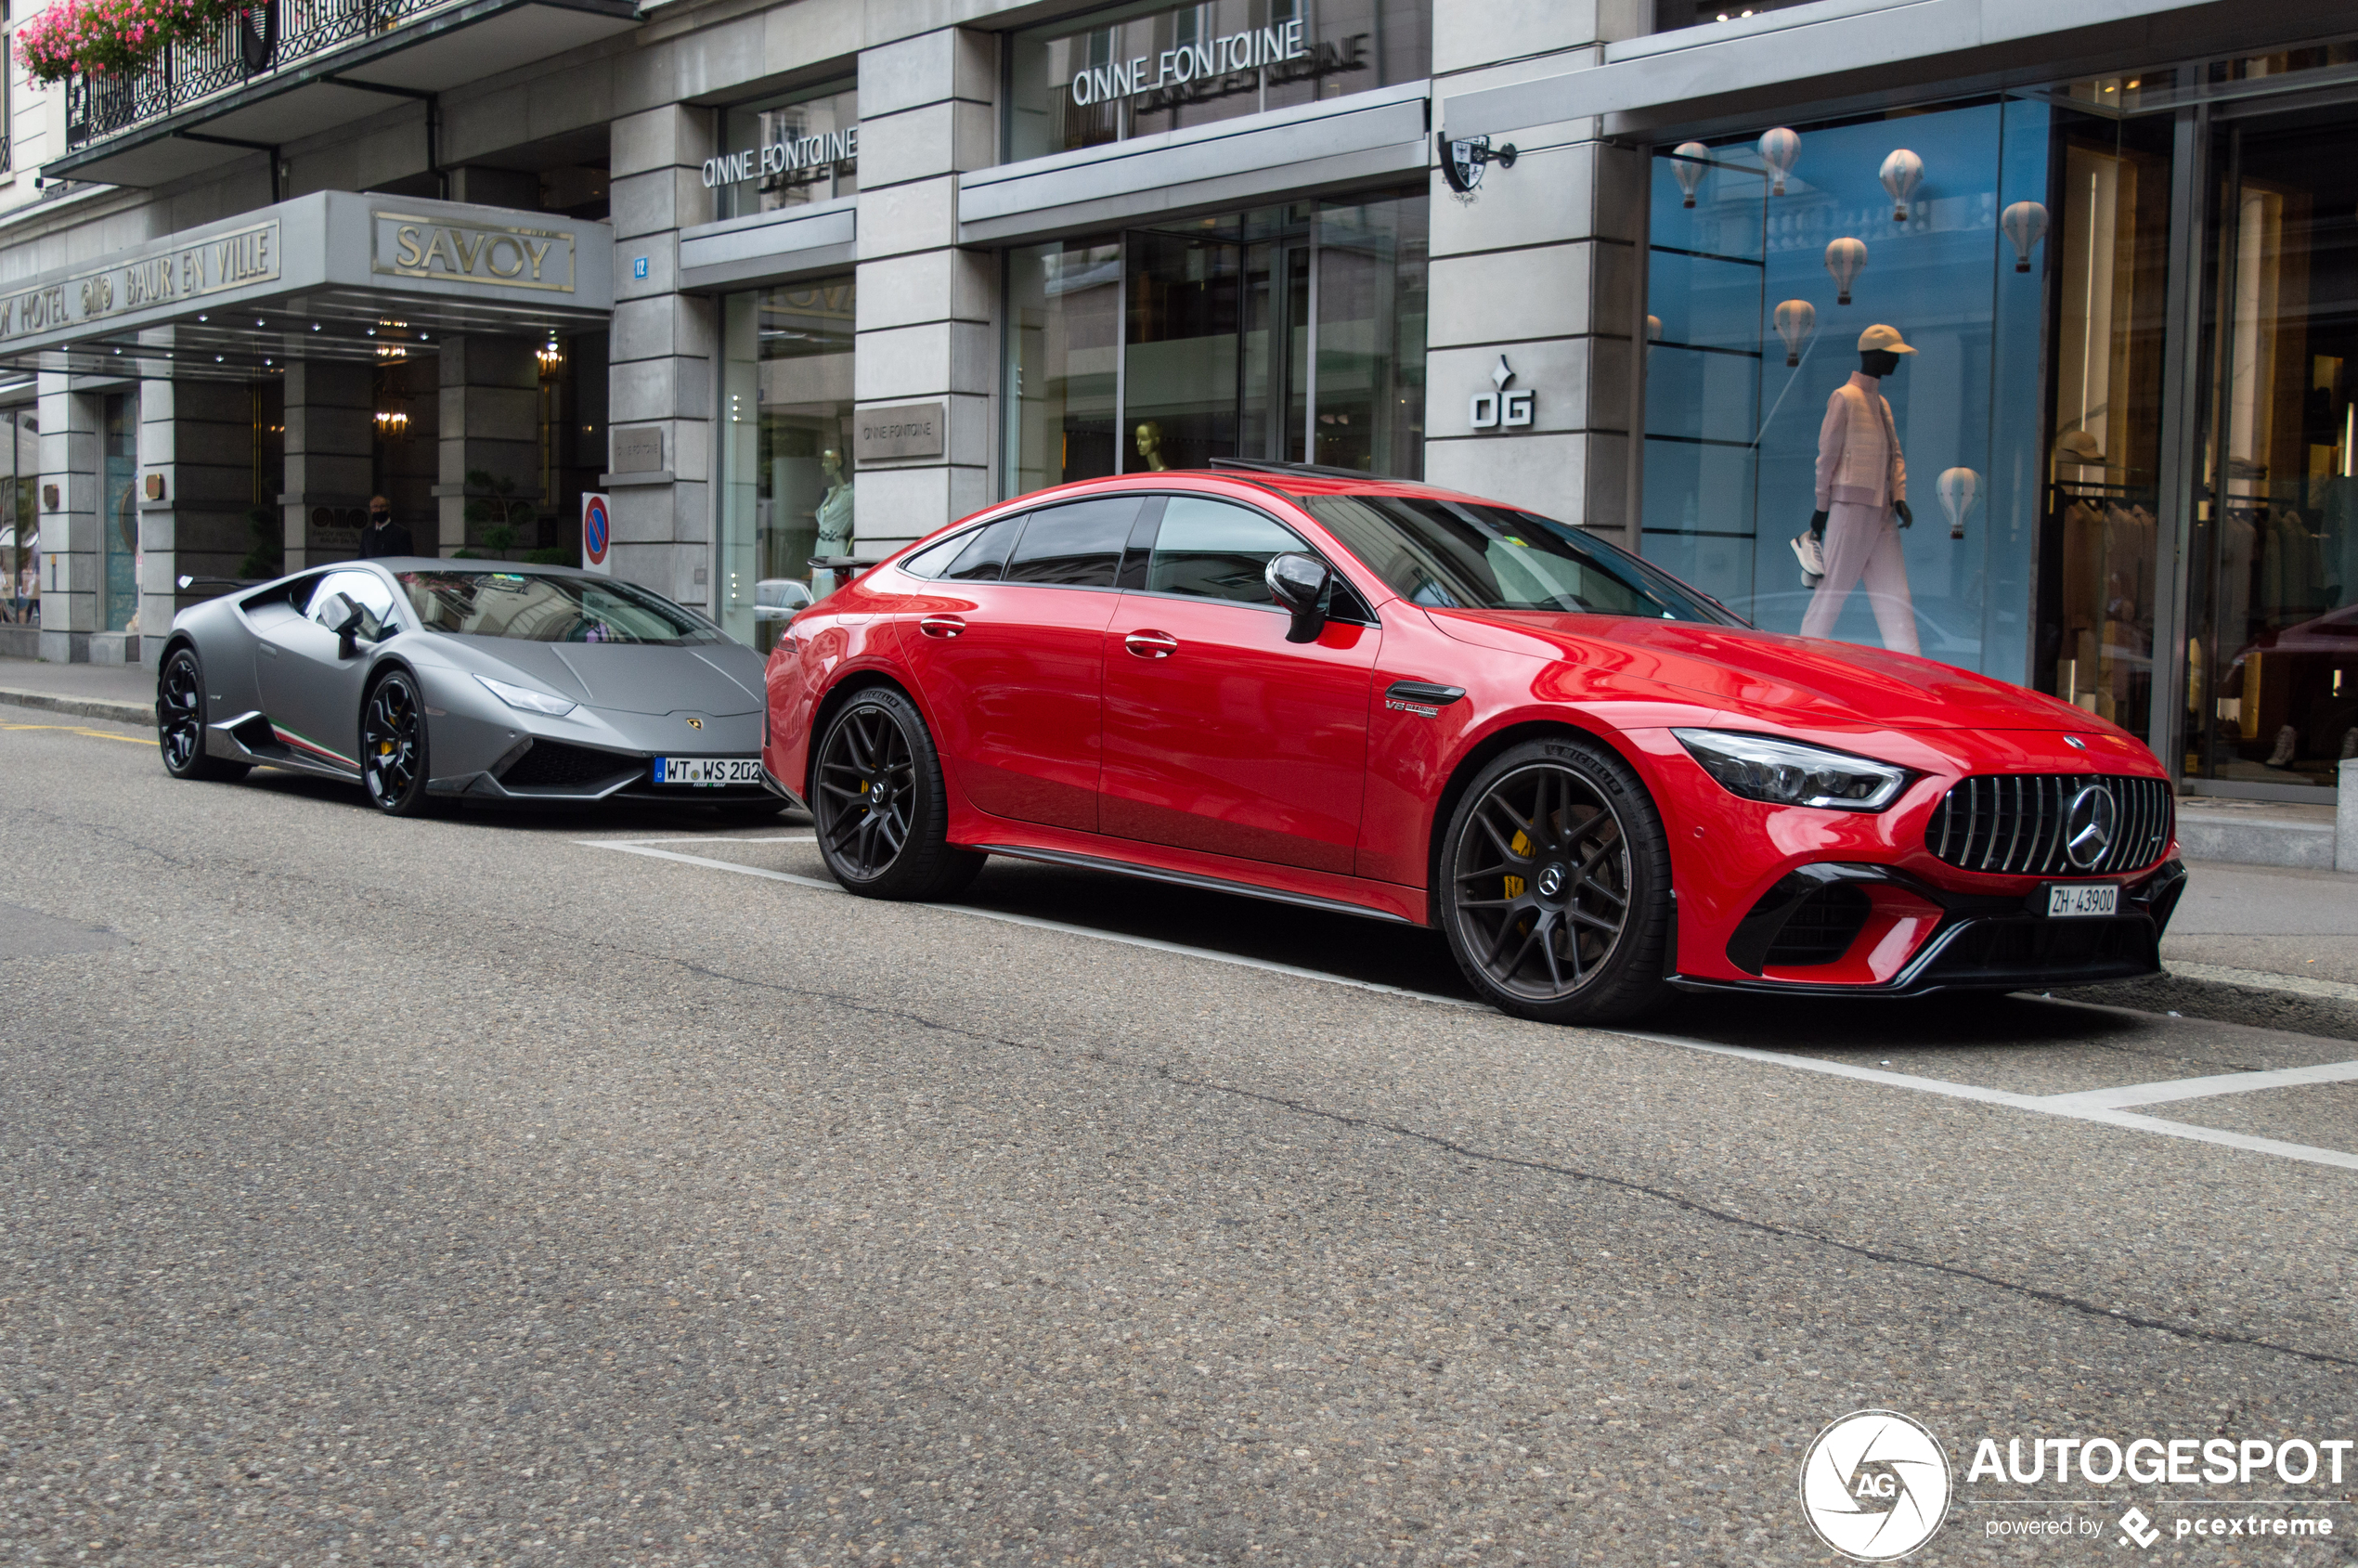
xmin=65 ymin=0 xmax=434 ymax=150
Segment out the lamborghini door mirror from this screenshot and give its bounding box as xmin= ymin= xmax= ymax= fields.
xmin=314 ymin=593 xmax=364 ymax=657
xmin=1264 ymin=552 xmax=1332 ymax=644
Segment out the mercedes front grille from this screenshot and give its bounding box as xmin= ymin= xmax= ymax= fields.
xmin=1924 ymin=773 xmax=2173 ymax=876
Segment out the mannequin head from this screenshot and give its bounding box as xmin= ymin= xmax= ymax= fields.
xmin=1134 ymin=420 xmax=1169 ymax=472
xmin=821 ymin=447 xmax=847 ymax=486
xmin=1854 ymin=324 xmax=1915 ymax=381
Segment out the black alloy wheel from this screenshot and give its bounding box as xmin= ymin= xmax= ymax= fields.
xmin=1439 ymin=736 xmax=1670 ymax=1024
xmin=156 ymin=646 xmax=250 ymax=783
xmin=811 ymin=687 xmax=983 ymax=900
xmin=362 ymin=669 xmax=442 ymax=817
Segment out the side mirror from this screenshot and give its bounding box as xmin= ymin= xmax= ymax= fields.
xmin=324 ymin=597 xmax=368 ymax=659
xmin=1264 ymin=551 xmax=1333 ymax=644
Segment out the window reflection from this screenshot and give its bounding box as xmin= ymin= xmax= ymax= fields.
xmin=1003 ymin=191 xmax=1424 ymax=496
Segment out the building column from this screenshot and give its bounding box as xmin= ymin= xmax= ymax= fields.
xmin=853 ymin=26 xmax=998 ymax=555
xmin=35 ymin=373 xmax=95 ymax=663
xmin=282 ymin=360 xmax=373 ymax=571
xmin=606 ymin=105 xmax=715 ymax=607
xmin=1423 ymin=0 xmax=1651 ymax=543
xmin=135 ymin=379 xmax=257 ymax=669
xmin=437 ymin=336 xmax=541 ymax=555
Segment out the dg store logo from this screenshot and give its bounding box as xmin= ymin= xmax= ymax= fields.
xmin=1800 ymin=1409 xmax=1953 ymax=1561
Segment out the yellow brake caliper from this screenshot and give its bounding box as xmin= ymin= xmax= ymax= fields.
xmin=1503 ymin=830 xmax=1530 ymax=900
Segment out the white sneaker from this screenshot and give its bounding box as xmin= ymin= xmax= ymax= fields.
xmin=1791 ymin=531 xmax=1825 ymax=588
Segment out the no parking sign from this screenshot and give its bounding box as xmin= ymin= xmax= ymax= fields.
xmin=581 ymin=492 xmax=612 ymax=575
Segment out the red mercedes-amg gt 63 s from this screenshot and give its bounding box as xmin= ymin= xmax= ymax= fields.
xmin=761 ymin=462 xmax=2183 ymax=1025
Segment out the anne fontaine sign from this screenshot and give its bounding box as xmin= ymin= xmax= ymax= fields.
xmin=703 ymin=128 xmax=859 ymax=191
xmin=1069 ymin=19 xmax=1306 ymax=107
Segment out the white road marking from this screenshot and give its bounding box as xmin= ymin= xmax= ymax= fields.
xmin=581 ymin=838 xmax=1483 ymax=1009
xmin=1613 ymin=1030 xmax=2358 ymax=1173
xmin=580 ymin=833 xmax=818 ymax=845
xmin=2037 ymin=1057 xmax=2358 ymax=1110
xmin=587 ymin=836 xmax=2358 ymax=1173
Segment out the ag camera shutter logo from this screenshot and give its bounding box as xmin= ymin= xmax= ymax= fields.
xmin=1800 ymin=1409 xmax=1951 ymax=1561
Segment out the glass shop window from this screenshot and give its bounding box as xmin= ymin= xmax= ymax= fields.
xmin=1639 ymin=97 xmax=2105 ymax=690
xmin=718 ymin=275 xmax=856 ymax=651
xmin=1003 ymin=191 xmax=1426 ymax=496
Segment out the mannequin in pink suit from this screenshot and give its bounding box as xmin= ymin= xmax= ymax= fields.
xmin=1801 ymin=324 xmax=1921 ymax=656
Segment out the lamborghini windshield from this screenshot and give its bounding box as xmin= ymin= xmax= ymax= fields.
xmin=1299 ymin=494 xmax=1743 ymax=625
xmin=397 ymin=571 xmax=725 ymax=644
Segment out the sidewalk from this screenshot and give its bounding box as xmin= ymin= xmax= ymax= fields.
xmin=0 ymin=654 xmax=155 ymax=726
xmin=2166 ymin=861 xmax=2358 ymax=991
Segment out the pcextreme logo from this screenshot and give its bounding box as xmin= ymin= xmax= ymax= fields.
xmin=1799 ymin=1409 xmax=1952 ymax=1561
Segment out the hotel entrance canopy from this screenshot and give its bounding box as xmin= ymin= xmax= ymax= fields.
xmin=0 ymin=191 xmax=613 ymax=379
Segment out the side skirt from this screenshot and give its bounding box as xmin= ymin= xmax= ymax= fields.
xmin=973 ymin=841 xmax=1419 ymax=927
xmin=207 ymin=713 xmax=360 ymax=780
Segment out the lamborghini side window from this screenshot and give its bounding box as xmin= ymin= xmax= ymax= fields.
xmin=309 ymin=570 xmax=399 ymax=642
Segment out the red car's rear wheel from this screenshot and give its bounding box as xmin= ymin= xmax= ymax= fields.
xmin=1440 ymin=736 xmax=1671 ymax=1024
xmin=812 ymin=687 xmax=983 ymax=901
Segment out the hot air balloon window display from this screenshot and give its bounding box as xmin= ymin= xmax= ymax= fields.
xmin=1758 ymin=128 xmax=1800 ymax=196
xmin=1824 ymin=239 xmax=1867 ymax=305
xmin=1672 ymin=142 xmax=1710 ymax=208
xmin=1880 ymin=149 xmax=1924 ymax=222
xmin=2002 ymin=201 xmax=2049 ymax=273
xmin=1937 ymin=468 xmax=1979 ymax=540
xmin=1772 ymin=300 xmax=1817 ymax=368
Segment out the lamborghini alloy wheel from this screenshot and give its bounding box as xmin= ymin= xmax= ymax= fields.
xmin=156 ymin=645 xmax=249 ymax=783
xmin=362 ymin=669 xmax=440 ymax=817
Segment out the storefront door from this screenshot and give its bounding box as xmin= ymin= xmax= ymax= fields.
xmin=2185 ymin=105 xmax=2358 ymax=792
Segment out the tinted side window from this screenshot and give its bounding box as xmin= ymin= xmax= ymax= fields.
xmin=1147 ymin=498 xmax=1302 ymax=604
xmin=905 ymin=519 xmax=1008 ymax=580
xmin=1004 ymin=497 xmax=1140 ymax=588
xmin=941 ymin=516 xmax=1026 ymax=581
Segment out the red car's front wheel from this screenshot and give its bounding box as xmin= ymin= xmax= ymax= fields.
xmin=1439 ymin=735 xmax=1672 ymax=1025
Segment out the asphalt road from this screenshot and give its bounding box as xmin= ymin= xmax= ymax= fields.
xmin=3 ymin=711 xmax=2354 ymax=1567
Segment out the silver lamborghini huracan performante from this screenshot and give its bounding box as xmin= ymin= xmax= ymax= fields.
xmin=155 ymin=560 xmax=782 ymax=818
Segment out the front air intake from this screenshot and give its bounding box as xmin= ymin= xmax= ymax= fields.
xmin=498 ymin=740 xmax=639 ymax=792
xmin=1924 ymin=774 xmax=2172 ymax=877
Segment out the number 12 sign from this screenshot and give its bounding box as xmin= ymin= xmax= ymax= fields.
xmin=581 ymin=492 xmax=613 ymax=575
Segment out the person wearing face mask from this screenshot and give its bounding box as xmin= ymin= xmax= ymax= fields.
xmin=356 ymin=495 xmax=414 ymax=560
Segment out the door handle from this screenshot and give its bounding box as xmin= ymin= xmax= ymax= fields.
xmin=919 ymin=615 xmax=965 ymax=640
xmin=1123 ymin=629 xmax=1179 ymax=659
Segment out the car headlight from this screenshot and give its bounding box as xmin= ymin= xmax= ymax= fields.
xmin=1672 ymin=729 xmax=1910 ymax=811
xmin=476 ymin=674 xmax=577 ymax=718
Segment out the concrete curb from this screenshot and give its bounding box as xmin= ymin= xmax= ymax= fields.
xmin=2167 ymin=961 xmax=2358 ymax=1005
xmin=0 ymin=688 xmax=154 ymax=728
xmin=2175 ymin=809 xmax=2337 ymax=870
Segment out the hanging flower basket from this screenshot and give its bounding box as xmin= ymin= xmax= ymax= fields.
xmin=20 ymin=0 xmax=252 ymax=84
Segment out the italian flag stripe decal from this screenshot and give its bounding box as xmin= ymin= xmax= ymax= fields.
xmin=272 ymin=724 xmax=357 ymax=770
